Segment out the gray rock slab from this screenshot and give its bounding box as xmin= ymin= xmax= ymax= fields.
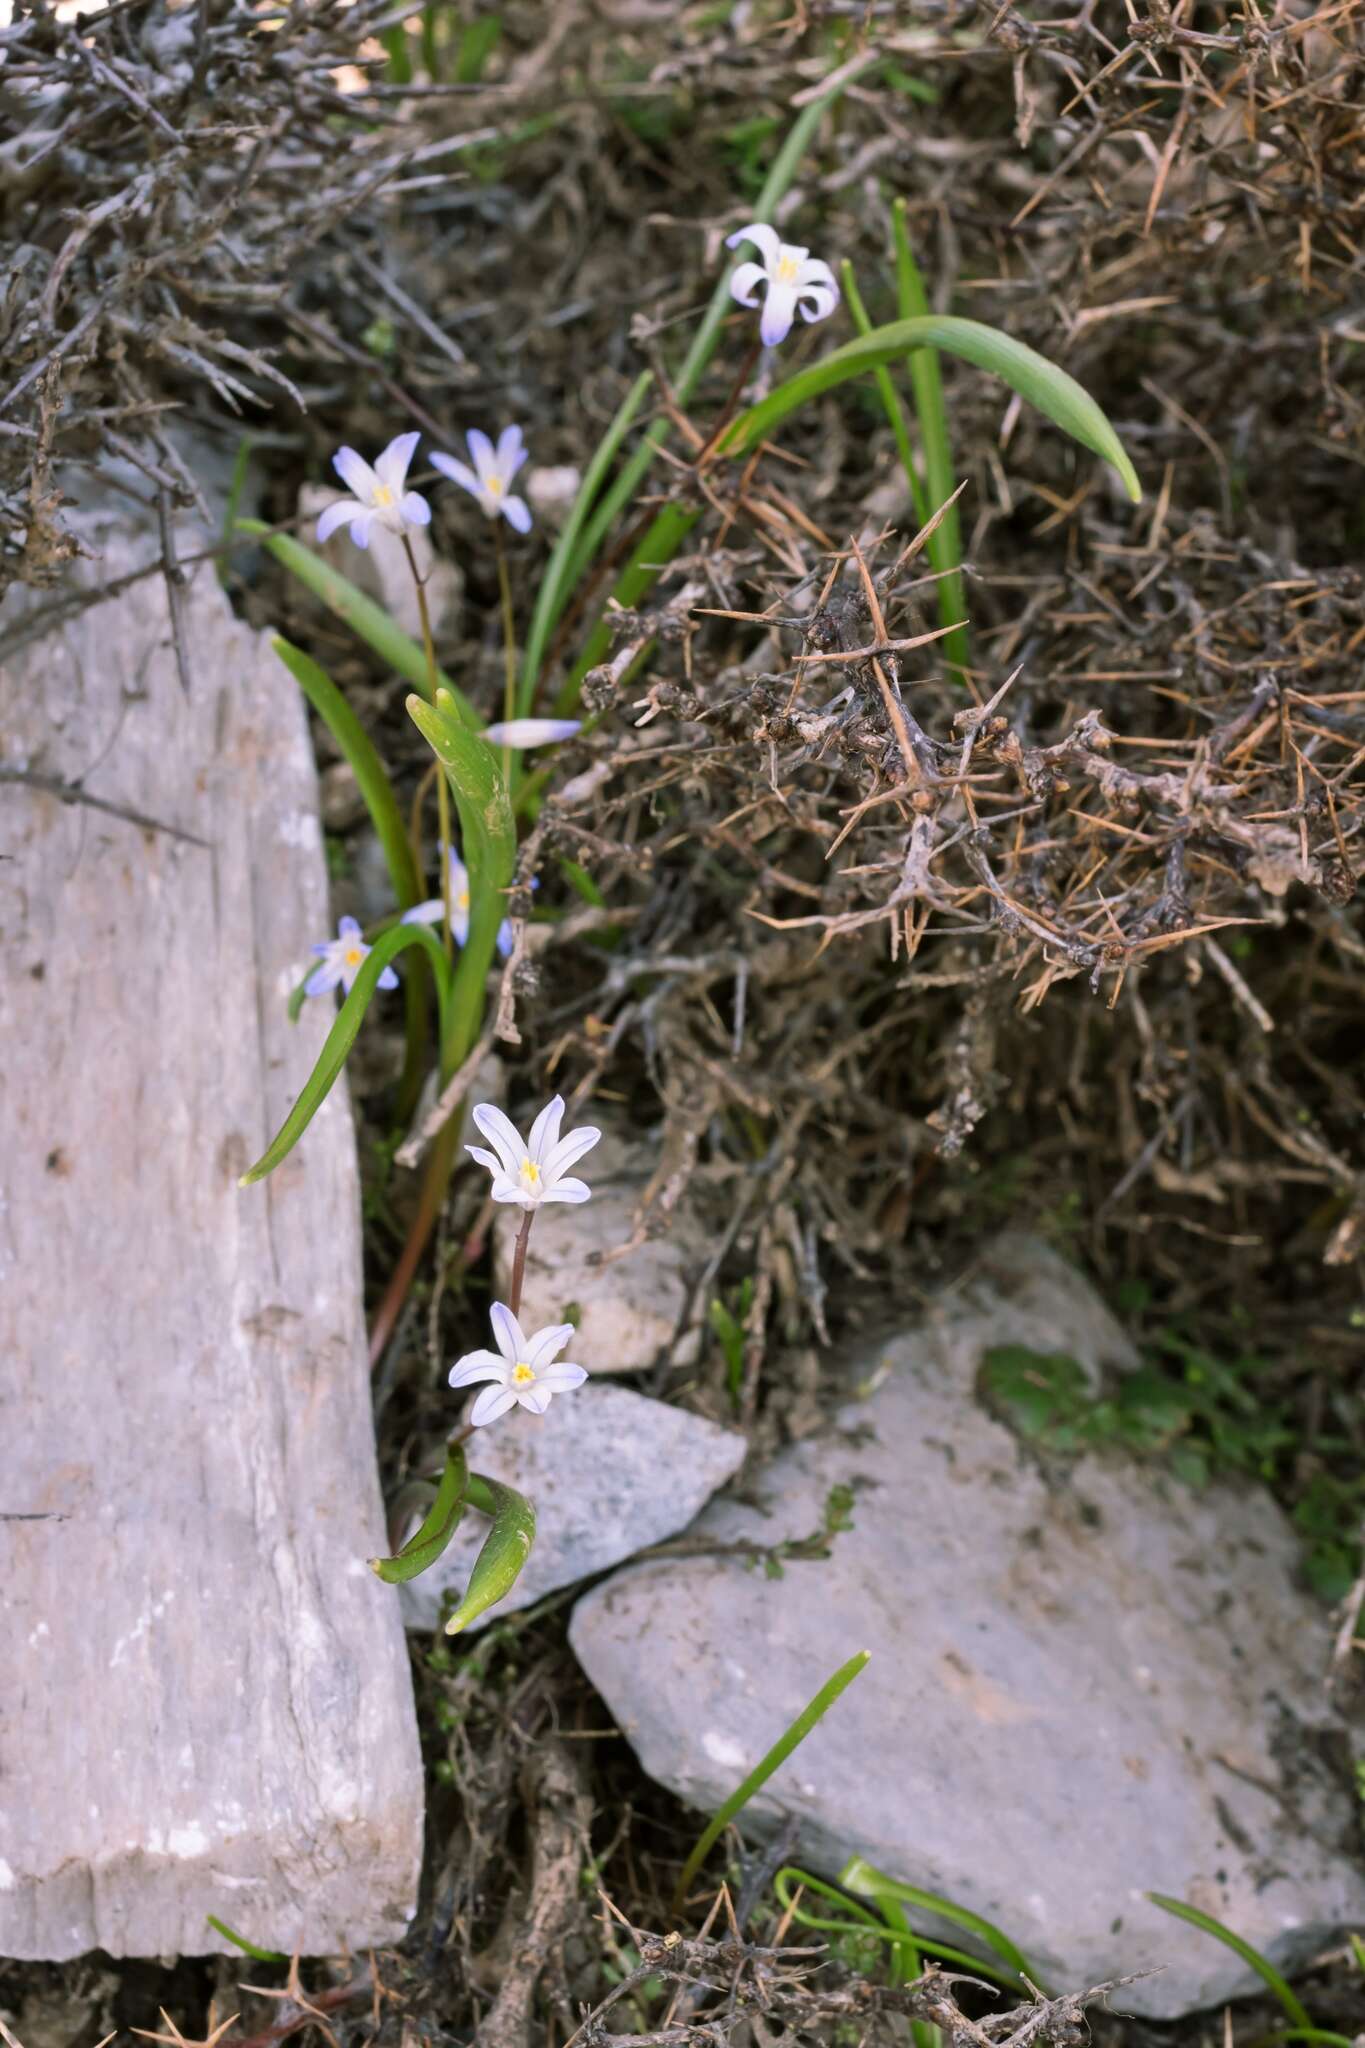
xmin=401 ymin=1385 xmax=746 ymax=1632
xmin=493 ymin=1130 xmax=706 ymax=1374
xmin=571 ymin=1238 xmax=1365 ymax=2018
xmin=0 ymin=504 xmax=423 ymax=1959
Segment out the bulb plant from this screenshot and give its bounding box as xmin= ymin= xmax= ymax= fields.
xmin=236 ymin=66 xmax=1141 ymax=1628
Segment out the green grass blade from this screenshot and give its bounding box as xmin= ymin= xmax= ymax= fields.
xmin=236 ymin=518 xmax=480 ymax=723
xmin=671 ymin=1649 xmax=869 ymax=1916
xmin=721 ymin=316 xmax=1141 ymax=504
xmin=518 ymin=370 xmax=654 ymax=714
xmin=406 ymin=690 xmax=517 ymax=1077
xmin=1146 ymin=1894 xmax=1312 ymax=2029
xmin=772 ymin=1868 xmax=1021 ymax=1994
xmin=556 ymin=56 xmax=880 ymax=694
xmin=841 ymin=262 xmax=930 ymax=529
xmin=239 ymin=921 xmax=452 ymax=1185
xmin=443 ymin=1473 xmax=536 ymax=1634
xmin=370 ymin=1442 xmax=468 ymax=1584
xmin=273 ymin=638 xmax=420 ymax=909
xmin=206 ymin=1914 xmax=286 ymax=1963
xmin=842 ymin=1857 xmax=1041 ymax=1988
xmin=891 ymin=202 xmax=969 ymax=673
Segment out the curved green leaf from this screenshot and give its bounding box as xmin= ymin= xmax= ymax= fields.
xmin=842 ymin=1856 xmax=1041 ymax=1988
xmin=771 ymin=1868 xmax=1026 ymax=1995
xmin=370 ymin=1443 xmax=469 ymax=1584
xmin=721 ymin=316 xmax=1141 ymax=503
xmin=406 ymin=690 xmax=517 ymax=1077
xmin=891 ymin=202 xmax=969 ymax=671
xmin=239 ymin=921 xmax=452 ymax=1185
xmin=237 ymin=518 xmax=480 ymax=724
xmin=443 ymin=1473 xmax=537 ymax=1634
xmin=1146 ymin=1894 xmax=1312 ymax=2030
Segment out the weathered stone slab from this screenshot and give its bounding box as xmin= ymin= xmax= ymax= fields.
xmin=401 ymin=1384 xmax=746 ymax=1632
xmin=0 ymin=501 xmax=423 ymax=1959
xmin=571 ymin=1238 xmax=1365 ymax=2018
xmin=493 ymin=1130 xmax=706 ymax=1374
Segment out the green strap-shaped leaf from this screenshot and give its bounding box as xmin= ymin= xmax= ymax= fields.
xmin=370 ymin=1443 xmax=469 ymax=1584
xmin=443 ymin=1473 xmax=536 ymax=1635
xmin=842 ymin=1856 xmax=1042 ymax=1988
xmin=1146 ymin=1894 xmax=1312 ymax=2030
xmin=239 ymin=921 xmax=453 ymax=1185
xmin=406 ymin=689 xmax=517 ymax=1075
xmin=273 ymin=636 xmax=421 ymax=909
xmin=237 ymin=518 xmax=480 ymax=724
xmin=721 ymin=316 xmax=1141 ymax=503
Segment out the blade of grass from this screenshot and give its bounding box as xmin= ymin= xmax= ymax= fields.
xmin=891 ymin=201 xmax=968 ymax=673
xmin=239 ymin=921 xmax=452 ymax=1185
xmin=237 ymin=518 xmax=480 ymax=724
xmin=670 ymin=1648 xmax=869 ymax=1917
xmin=721 ymin=316 xmax=1141 ymax=505
xmin=553 ymin=54 xmax=881 ymax=698
xmin=1146 ymin=1894 xmax=1313 ymax=2029
xmin=517 ymin=370 xmax=653 ymax=715
xmin=840 ymin=262 xmax=930 ymax=530
xmin=772 ymin=1867 xmax=1023 ymax=1994
xmin=206 ymin=1915 xmax=286 ymax=1964
xmin=842 ymin=1857 xmax=1041 ymax=1988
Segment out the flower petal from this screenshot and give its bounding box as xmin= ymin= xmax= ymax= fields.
xmin=726 ymin=221 xmax=781 ymax=269
xmin=526 ymin=1095 xmax=565 ymax=1167
xmin=537 ymin=1360 xmax=588 ymax=1392
xmin=333 ymin=446 xmax=379 ymax=501
xmin=375 ymin=431 xmax=421 ymax=493
xmin=489 ymin=1301 xmax=527 ymax=1362
xmin=304 ymin=961 xmax=343 ymax=996
xmin=465 ymin=1144 xmax=504 ymax=1176
xmin=349 ymin=509 xmax=375 ymax=549
xmin=542 ymin=1176 xmax=592 ymax=1204
xmin=466 ymin=428 xmax=496 ymax=483
xmin=482 ymin=719 xmax=582 ymax=748
xmin=400 ymin=490 xmax=431 ymax=527
xmin=515 ymin=1383 xmax=554 ymax=1415
xmin=317 ymin=498 xmax=364 ymax=543
xmin=759 ymin=278 xmax=799 ymax=348
xmin=471 ymin=1102 xmax=527 ymax=1178
xmin=401 ymin=898 xmax=444 ymax=926
xmin=729 ymin=260 xmax=768 ymax=309
xmin=376 ymin=964 xmax=400 ymax=990
xmin=490 ymin=1177 xmax=533 ymax=1207
xmin=797 ymin=257 xmax=838 ymax=295
xmin=798 ymin=281 xmax=838 ymax=325
xmin=496 ymin=916 xmax=516 ymax=960
xmin=470 ymin=1383 xmax=519 ymax=1426
xmin=430 ymin=452 xmax=481 ymax=497
xmin=500 ymin=493 xmax=533 ymax=535
xmin=544 ymin=1124 xmax=601 ymax=1181
xmin=496 ymin=423 xmax=527 ymax=476
xmin=448 ymin=1348 xmax=508 ymax=1388
xmin=337 ymin=915 xmax=362 ymax=939
xmin=526 ymin=1321 xmax=575 ymax=1368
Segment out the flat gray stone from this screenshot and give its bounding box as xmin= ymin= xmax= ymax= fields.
xmin=401 ymin=1384 xmax=746 ymax=1632
xmin=493 ymin=1129 xmax=706 ymax=1374
xmin=0 ymin=501 xmax=423 ymax=1959
xmin=570 ymin=1238 xmax=1365 ymax=2018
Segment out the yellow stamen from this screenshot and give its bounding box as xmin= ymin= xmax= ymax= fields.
xmin=457 ymin=889 xmax=471 ymax=911
xmin=487 ymin=475 xmax=504 ymax=496
xmin=373 ymin=482 xmax=395 ymax=508
xmin=520 ymin=1159 xmax=541 ymax=1187
xmin=512 ymin=1362 xmax=535 ymax=1385
xmin=344 ymin=947 xmax=363 ymax=967
xmin=776 ymin=253 xmax=800 ymax=283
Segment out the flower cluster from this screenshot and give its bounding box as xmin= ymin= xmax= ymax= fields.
xmin=451 ymin=1093 xmax=602 ymax=1426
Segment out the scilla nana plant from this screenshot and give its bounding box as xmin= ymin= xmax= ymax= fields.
xmin=236 ymin=56 xmax=1141 ymax=1628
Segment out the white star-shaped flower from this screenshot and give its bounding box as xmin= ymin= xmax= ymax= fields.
xmin=431 ymin=425 xmax=532 ymax=533
xmin=726 ymin=223 xmax=839 ymax=348
xmin=401 ymin=846 xmax=517 ymax=957
xmin=466 ymin=1094 xmax=600 ymax=1209
xmin=316 ymin=432 xmax=431 ymax=548
xmin=449 ymin=1302 xmax=588 ymax=1425
xmin=304 ymin=915 xmax=399 ymax=998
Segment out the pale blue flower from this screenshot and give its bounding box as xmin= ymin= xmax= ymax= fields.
xmin=401 ymin=846 xmax=519 ymax=957
xmin=305 ymin=915 xmax=399 ymax=997
xmin=317 ymin=432 xmax=431 ymax=549
xmin=466 ymin=1094 xmax=600 ymax=1210
xmin=482 ymin=718 xmax=582 ymax=749
xmin=449 ymin=1302 xmax=588 ymax=1426
xmin=431 ymin=425 xmax=532 ymax=533
xmin=726 ymin=223 xmax=839 ymax=347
